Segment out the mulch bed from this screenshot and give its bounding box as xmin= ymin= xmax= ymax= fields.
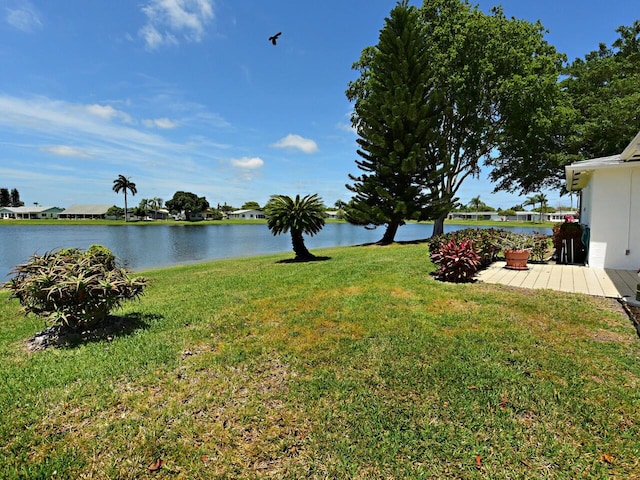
xmin=621 ymin=302 xmax=640 ymax=338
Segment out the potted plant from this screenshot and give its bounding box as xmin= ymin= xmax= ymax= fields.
xmin=496 ymin=232 xmax=534 ymax=270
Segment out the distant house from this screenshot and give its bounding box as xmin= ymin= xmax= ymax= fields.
xmin=565 ymin=129 xmax=640 ymax=269
xmin=58 ymin=204 xmax=113 ymax=220
xmin=447 ymin=211 xmax=503 ymax=221
xmin=546 ymin=211 xmax=579 ymax=223
xmin=228 ymin=209 xmax=265 ymax=220
xmin=0 ymin=206 xmax=64 ymax=220
xmin=150 ymin=209 xmax=170 ymax=220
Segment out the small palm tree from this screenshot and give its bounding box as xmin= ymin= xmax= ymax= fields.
xmin=469 ymin=195 xmax=482 ymax=220
xmin=112 ymin=175 xmax=137 ymax=222
xmin=151 ymin=197 xmax=163 ymax=219
xmin=524 ymin=195 xmax=538 ymax=222
xmin=536 ymin=193 xmax=548 ymax=222
xmin=264 ymin=194 xmax=326 ymax=261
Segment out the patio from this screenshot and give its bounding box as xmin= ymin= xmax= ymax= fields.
xmin=476 ymin=261 xmax=638 ymax=299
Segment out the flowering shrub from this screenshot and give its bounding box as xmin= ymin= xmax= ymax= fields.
xmin=430 ymin=238 xmax=481 ymax=283
xmin=4 ymin=245 xmax=148 ymax=330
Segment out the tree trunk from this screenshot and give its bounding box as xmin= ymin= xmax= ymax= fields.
xmin=432 ymin=214 xmax=446 ymax=237
xmin=291 ymin=231 xmax=315 ymax=261
xmin=124 ymin=191 xmax=128 ymax=222
xmin=378 ymin=221 xmax=401 ymax=245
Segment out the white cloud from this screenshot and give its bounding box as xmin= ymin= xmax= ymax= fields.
xmin=85 ymin=104 xmax=133 ymax=124
xmin=40 ymin=145 xmax=92 ymax=158
xmin=271 ymin=134 xmax=319 ymax=154
xmin=139 ymin=0 xmax=214 ymax=49
xmin=230 ymin=157 xmax=264 ymax=169
xmin=5 ymin=2 xmax=42 ymax=33
xmin=0 ymin=95 xmax=181 ymax=166
xmin=143 ymin=117 xmax=178 ymax=129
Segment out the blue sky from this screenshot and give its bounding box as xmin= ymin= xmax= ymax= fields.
xmin=0 ymin=0 xmax=634 ymax=211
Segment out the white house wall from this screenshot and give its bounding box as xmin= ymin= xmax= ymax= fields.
xmin=586 ymin=166 xmax=640 ymax=269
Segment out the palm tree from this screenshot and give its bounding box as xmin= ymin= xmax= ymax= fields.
xmin=264 ymin=194 xmax=326 ymax=261
xmin=112 ymin=175 xmax=137 ymax=222
xmin=536 ymin=193 xmax=548 ymax=223
xmin=524 ymin=195 xmax=538 ymax=222
xmin=151 ymin=197 xmax=163 ymax=219
xmin=524 ymin=193 xmax=548 ymax=222
xmin=138 ymin=198 xmax=153 ymax=219
xmin=469 ymin=195 xmax=482 ymax=220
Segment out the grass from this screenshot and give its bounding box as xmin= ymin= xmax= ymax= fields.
xmin=1 ymin=243 xmax=639 ymax=478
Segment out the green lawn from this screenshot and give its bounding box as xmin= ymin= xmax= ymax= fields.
xmin=1 ymin=243 xmax=638 ymax=479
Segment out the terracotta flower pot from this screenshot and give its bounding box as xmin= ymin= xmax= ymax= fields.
xmin=504 ymin=249 xmax=530 ymax=270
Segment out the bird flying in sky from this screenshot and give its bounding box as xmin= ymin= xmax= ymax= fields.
xmin=269 ymin=32 xmax=282 ymax=46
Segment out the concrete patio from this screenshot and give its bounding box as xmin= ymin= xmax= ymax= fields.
xmin=476 ymin=262 xmax=638 ymax=299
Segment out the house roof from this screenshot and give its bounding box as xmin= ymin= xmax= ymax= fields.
xmin=0 ymin=206 xmax=63 ymax=213
xmin=59 ymin=204 xmax=113 ymax=215
xmin=565 ymin=129 xmax=640 ymax=191
xmin=230 ymin=209 xmax=263 ymax=214
xmin=621 ymin=129 xmax=640 ymax=161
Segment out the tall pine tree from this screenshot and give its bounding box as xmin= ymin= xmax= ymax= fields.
xmin=10 ymin=188 xmax=24 ymax=207
xmin=345 ymin=1 xmax=452 ymax=245
xmin=0 ymin=188 xmax=10 ymax=207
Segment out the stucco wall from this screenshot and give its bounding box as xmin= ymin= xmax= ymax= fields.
xmin=586 ymin=166 xmax=640 ymax=269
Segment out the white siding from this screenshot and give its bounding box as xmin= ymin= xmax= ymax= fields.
xmin=586 ymin=166 xmax=640 ymax=269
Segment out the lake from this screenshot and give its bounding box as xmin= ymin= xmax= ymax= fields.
xmin=0 ymin=222 xmax=552 ymax=278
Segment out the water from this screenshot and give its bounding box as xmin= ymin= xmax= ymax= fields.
xmin=0 ymin=223 xmax=551 ymax=278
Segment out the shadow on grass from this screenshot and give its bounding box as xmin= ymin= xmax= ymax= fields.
xmin=354 ymin=238 xmax=431 ymax=247
xmin=276 ymin=256 xmax=332 ymax=264
xmin=26 ymin=312 xmax=163 ymax=351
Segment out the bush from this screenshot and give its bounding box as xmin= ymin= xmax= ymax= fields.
xmin=530 ymin=233 xmax=551 ymax=262
xmin=430 ymin=238 xmax=481 ymax=283
xmin=429 ymin=228 xmax=502 ymax=268
xmin=429 ymin=228 xmax=551 ymax=270
xmin=4 ymin=245 xmax=148 ymax=330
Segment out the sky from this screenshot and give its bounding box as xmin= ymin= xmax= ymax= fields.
xmin=0 ymin=0 xmax=635 ymax=211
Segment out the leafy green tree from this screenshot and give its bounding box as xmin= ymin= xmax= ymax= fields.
xmin=421 ymin=0 xmax=565 ymax=235
xmin=112 ymin=175 xmax=137 ymax=222
xmin=493 ymin=21 xmax=640 ymax=193
xmin=241 ymin=201 xmax=261 ymax=210
xmin=563 ymin=21 xmax=640 ymax=160
xmin=10 ymin=188 xmax=24 ymax=207
xmin=264 ymin=194 xmax=326 ymax=261
xmin=106 ymin=206 xmax=124 ymax=218
xmin=165 ymin=191 xmax=210 ymax=221
xmin=345 ymin=1 xmax=451 ymax=244
xmin=0 ymin=188 xmax=10 ymax=207
xmin=218 ymin=203 xmax=235 ymax=215
xmin=205 ymin=208 xmax=224 ymax=220
xmin=347 ymin=0 xmax=565 ymax=238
